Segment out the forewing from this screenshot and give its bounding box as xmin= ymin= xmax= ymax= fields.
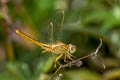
xmin=40 ymin=9 xmax=64 ymax=44
xmin=50 ymin=9 xmax=64 ymax=42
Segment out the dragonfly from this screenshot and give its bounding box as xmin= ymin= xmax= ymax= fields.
xmin=15 ymin=9 xmax=76 ymax=68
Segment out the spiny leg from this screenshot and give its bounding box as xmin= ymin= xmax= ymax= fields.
xmin=54 ymin=54 xmax=63 ymax=68
xmin=67 ymin=52 xmax=77 ymax=58
xmin=66 ymin=54 xmax=74 ymax=61
xmin=41 ymin=48 xmax=51 ymax=53
xmin=64 ymin=54 xmax=69 ymax=62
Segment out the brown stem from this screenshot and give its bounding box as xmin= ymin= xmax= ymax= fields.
xmin=49 ymin=38 xmax=103 ymax=80
xmin=0 ymin=0 xmax=14 ymax=61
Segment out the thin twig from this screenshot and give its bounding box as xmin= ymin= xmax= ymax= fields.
xmin=94 ymin=38 xmax=102 ymax=55
xmin=50 ymin=38 xmax=103 ymax=80
xmin=49 ymin=65 xmax=63 ymax=80
xmin=0 ymin=0 xmax=15 ymax=61
xmin=63 ymin=38 xmax=102 ymax=68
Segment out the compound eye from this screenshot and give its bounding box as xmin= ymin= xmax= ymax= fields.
xmin=69 ymin=44 xmax=76 ymax=54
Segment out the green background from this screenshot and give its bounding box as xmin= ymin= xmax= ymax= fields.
xmin=0 ymin=0 xmax=120 ymax=80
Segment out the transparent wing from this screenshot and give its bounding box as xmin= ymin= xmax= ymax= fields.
xmin=41 ymin=9 xmax=64 ymax=44
xmin=50 ymin=9 xmax=64 ymax=42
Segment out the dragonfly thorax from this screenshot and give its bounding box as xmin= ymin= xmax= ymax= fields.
xmin=50 ymin=42 xmax=76 ymax=55
xmin=50 ymin=42 xmax=67 ymax=54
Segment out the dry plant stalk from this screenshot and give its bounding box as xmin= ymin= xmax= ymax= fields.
xmin=0 ymin=0 xmax=15 ymax=61
xmin=50 ymin=38 xmax=105 ymax=80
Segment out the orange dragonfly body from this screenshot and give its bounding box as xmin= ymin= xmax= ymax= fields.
xmin=15 ymin=9 xmax=76 ymax=68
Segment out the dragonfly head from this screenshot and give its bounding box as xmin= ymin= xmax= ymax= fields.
xmin=68 ymin=44 xmax=76 ymax=54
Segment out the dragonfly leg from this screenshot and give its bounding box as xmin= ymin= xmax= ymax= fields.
xmin=54 ymin=54 xmax=63 ymax=68
xmin=41 ymin=49 xmax=51 ymax=53
xmin=66 ymin=54 xmax=74 ymax=61
xmin=67 ymin=53 xmax=76 ymax=58
xmin=64 ymin=54 xmax=69 ymax=62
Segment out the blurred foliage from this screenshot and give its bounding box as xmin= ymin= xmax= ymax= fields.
xmin=0 ymin=0 xmax=120 ymax=80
